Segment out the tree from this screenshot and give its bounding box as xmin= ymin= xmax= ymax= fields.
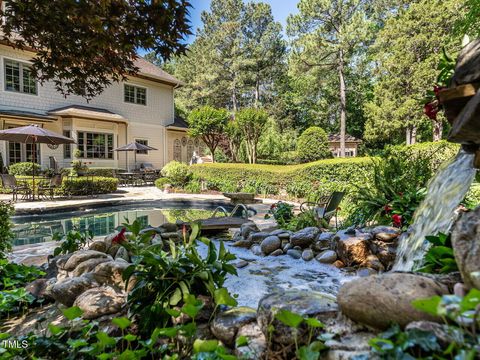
xmin=287 ymin=0 xmax=373 ymax=157
xmin=296 ymin=126 xmax=331 ymax=163
xmin=187 ymin=106 xmax=230 ymax=163
xmin=364 ymin=0 xmax=464 ymax=145
xmin=235 ymin=108 xmax=268 ymax=164
xmin=0 ymin=0 xmax=191 ymax=99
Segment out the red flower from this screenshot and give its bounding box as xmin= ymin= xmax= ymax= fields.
xmin=112 ymin=228 xmax=126 ymax=244
xmin=384 ymin=205 xmax=392 ymax=213
xmin=433 ymin=85 xmax=446 ymax=98
xmin=270 ymin=204 xmax=277 ymax=210
xmin=392 ymin=214 xmax=403 ymax=228
xmin=424 ymin=102 xmax=439 ymax=120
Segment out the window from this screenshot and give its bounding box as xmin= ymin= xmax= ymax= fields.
xmin=4 ymin=59 xmax=37 ymax=94
xmin=7 ymin=125 xmax=40 ymax=164
xmin=135 ymin=139 xmax=149 ymax=154
xmin=77 ymin=132 xmax=114 ymax=159
xmin=63 ymin=131 xmax=71 ymax=159
xmin=124 ymin=84 xmax=146 ymax=105
xmin=173 ymin=139 xmax=181 ymax=162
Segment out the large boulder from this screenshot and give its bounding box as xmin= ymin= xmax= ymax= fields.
xmin=91 ymin=260 xmax=130 ymax=290
xmin=210 ymin=307 xmax=257 ymax=346
xmin=73 ymin=286 xmax=125 ymax=320
xmin=260 ymin=236 xmax=281 ymax=255
xmin=290 ymin=227 xmax=320 ymax=248
xmin=316 ymin=250 xmax=337 ymax=264
xmin=48 ymin=273 xmax=99 ymax=306
xmin=257 ymin=290 xmax=338 ymax=345
xmin=334 ymin=232 xmax=371 ymax=266
xmin=63 ymin=250 xmax=110 ymax=272
xmin=371 ymin=226 xmax=402 ymax=242
xmin=338 ymin=273 xmax=450 ymax=330
xmin=451 ymin=207 xmax=480 ymax=289
xmin=71 ymin=257 xmax=112 ymax=277
xmin=88 ymin=241 xmax=107 ymax=253
xmin=240 ymin=222 xmax=259 ymax=239
xmin=235 ymin=322 xmax=266 ymax=359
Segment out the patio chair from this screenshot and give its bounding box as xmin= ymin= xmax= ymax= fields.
xmin=38 ymin=174 xmax=63 ymax=200
xmin=140 ymin=163 xmax=156 ymax=172
xmin=142 ymin=171 xmax=158 ymax=186
xmin=1 ymin=174 xmax=32 ymax=201
xmin=300 ymin=191 xmax=345 ymax=229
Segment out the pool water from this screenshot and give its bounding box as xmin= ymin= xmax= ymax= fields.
xmin=12 ymin=205 xmax=220 ymax=246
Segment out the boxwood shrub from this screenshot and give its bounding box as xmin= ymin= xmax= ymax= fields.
xmin=61 ymin=167 xmax=118 ymax=177
xmin=56 ymin=176 xmax=118 ymax=196
xmin=8 ymin=162 xmax=42 ymax=176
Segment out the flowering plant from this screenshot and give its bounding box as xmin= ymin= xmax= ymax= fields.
xmin=264 ymin=201 xmax=294 ymax=227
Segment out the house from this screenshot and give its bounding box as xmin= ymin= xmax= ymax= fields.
xmin=328 ymin=134 xmax=362 ymax=157
xmin=0 ymin=41 xmax=198 ymax=171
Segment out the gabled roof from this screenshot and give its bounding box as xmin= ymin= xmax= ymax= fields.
xmin=328 ymin=133 xmax=362 ymax=143
xmin=0 ymin=105 xmax=56 ymax=121
xmin=166 ymin=115 xmax=188 ymax=129
xmin=134 ymin=57 xmax=183 ymax=87
xmin=49 ymin=105 xmax=127 ymax=123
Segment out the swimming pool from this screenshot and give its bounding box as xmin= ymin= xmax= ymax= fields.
xmin=12 ymin=201 xmax=233 ymax=246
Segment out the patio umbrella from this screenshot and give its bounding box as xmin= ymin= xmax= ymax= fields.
xmin=114 ymin=141 xmax=157 ymax=171
xmin=0 ymin=124 xmax=75 ymax=200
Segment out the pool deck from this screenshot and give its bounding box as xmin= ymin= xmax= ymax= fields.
xmin=3 ymin=186 xmax=281 ymax=215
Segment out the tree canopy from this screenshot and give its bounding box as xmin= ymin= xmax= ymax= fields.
xmin=0 ymin=0 xmax=192 ymax=99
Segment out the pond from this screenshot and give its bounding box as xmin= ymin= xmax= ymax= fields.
xmin=11 ymin=202 xmax=228 ymax=246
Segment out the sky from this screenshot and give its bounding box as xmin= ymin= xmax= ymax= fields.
xmin=186 ymin=0 xmax=299 ymax=42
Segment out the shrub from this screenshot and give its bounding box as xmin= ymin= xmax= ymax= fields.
xmin=465 ymin=182 xmax=480 ymax=208
xmin=296 ymin=127 xmax=331 ymax=163
xmin=0 ymin=202 xmax=14 ymax=257
xmin=161 ymin=161 xmax=192 ymax=186
xmin=8 ymin=162 xmax=41 ymax=176
xmin=56 ymin=176 xmax=118 ymax=196
xmin=184 ymin=180 xmax=202 ymax=193
xmin=155 ymin=177 xmax=171 ymax=189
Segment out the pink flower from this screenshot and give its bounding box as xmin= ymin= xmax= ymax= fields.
xmin=392 ymin=214 xmax=402 ymax=228
xmin=384 ymin=205 xmax=392 ymax=213
xmin=112 ymin=228 xmax=126 ymax=244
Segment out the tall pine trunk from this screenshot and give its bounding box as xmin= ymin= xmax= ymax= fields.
xmin=254 ymin=76 xmax=260 ymax=108
xmin=338 ymin=50 xmax=346 ymax=158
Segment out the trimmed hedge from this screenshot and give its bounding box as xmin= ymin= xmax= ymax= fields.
xmin=56 ymin=176 xmax=118 ymax=196
xmin=8 ymin=162 xmax=42 ymax=176
xmin=61 ymin=167 xmax=118 ymax=177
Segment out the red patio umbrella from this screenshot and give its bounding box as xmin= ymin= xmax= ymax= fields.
xmin=0 ymin=124 xmax=75 ymax=200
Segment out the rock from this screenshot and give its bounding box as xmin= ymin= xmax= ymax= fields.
xmin=107 ymin=244 xmax=121 ymax=258
xmin=55 ymin=253 xmax=73 ymax=270
xmin=361 ymin=254 xmax=384 ymax=272
xmin=290 ymin=227 xmax=320 ymax=248
xmin=257 ymin=290 xmax=338 ymax=345
xmin=316 ymin=250 xmax=337 ymax=264
xmin=114 ymin=247 xmax=130 ymax=262
xmin=293 ymin=246 xmax=302 ymax=251
xmin=333 ymin=260 xmax=345 ymax=268
xmin=287 ymin=249 xmax=301 ymax=259
xmin=283 ymin=243 xmax=292 ymax=252
xmin=160 ymin=222 xmax=178 ymax=233
xmin=248 ymin=232 xmax=270 ymax=244
xmin=72 ymin=257 xmax=112 ymax=277
xmin=235 ymin=260 xmax=249 ymax=268
xmin=451 ymin=207 xmax=480 ymax=289
xmin=161 ymin=232 xmax=181 ymax=240
xmin=324 ymin=332 xmax=375 ymax=360
xmin=260 ymin=236 xmax=281 ymax=255
xmin=48 ymin=273 xmax=99 ymax=306
xmin=369 ymin=240 xmax=397 ymax=269
xmin=335 ymin=234 xmax=371 ymax=266
xmin=269 ymin=229 xmax=286 ymax=236
xmin=302 ymin=248 xmax=314 ymax=261
xmin=277 ymin=232 xmax=291 ymax=240
xmin=151 ymin=234 xmax=163 ymax=245
xmin=356 ymin=268 xmax=377 ymax=277
xmin=233 ymin=239 xmax=253 ymax=248
xmin=73 ymin=286 xmax=125 ymax=320
xmin=338 ymin=273 xmax=450 ymax=330
xmin=405 ymin=321 xmax=453 ymax=347
xmin=210 ymin=307 xmax=257 ymax=346
xmin=371 ymin=226 xmax=402 ymax=242
xmin=25 ymin=278 xmax=54 ymax=300
xmin=91 ymin=260 xmax=130 ymax=290
xmin=270 ymin=249 xmax=283 ymax=257
xmin=103 ymin=233 xmax=116 ymax=250
xmin=316 ymin=232 xmax=334 ymax=247
xmin=251 ymin=245 xmax=263 ymax=256
xmin=240 ymin=222 xmax=259 ymax=238
xmin=63 ymin=250 xmax=110 ymax=272
xmin=235 ymin=322 xmax=266 ymax=359
xmin=88 ymin=240 xmax=107 ymax=253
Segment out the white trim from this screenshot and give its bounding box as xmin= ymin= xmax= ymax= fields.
xmin=2 ymin=57 xmax=38 ymax=96
xmin=123 ymin=83 xmax=147 ymax=106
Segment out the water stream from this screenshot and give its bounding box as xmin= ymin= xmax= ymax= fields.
xmin=393 ymin=149 xmax=477 ymax=271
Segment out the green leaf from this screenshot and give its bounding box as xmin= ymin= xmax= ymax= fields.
xmin=412 ymin=296 xmax=441 ymax=316
xmin=236 ymin=335 xmax=249 ymax=347
xmin=62 ymin=306 xmax=83 ymax=320
xmin=170 ymin=287 xmax=183 ymax=306
xmin=48 ymin=323 xmax=64 ymax=335
xmin=118 ymin=349 xmax=136 ymax=360
xmin=190 ymin=222 xmax=200 ymax=244
xmin=67 ymin=338 xmax=89 ymax=349
xmin=304 ymin=317 xmax=324 ymax=328
xmin=123 ymin=334 xmax=137 ymax=342
xmin=112 ymin=317 xmax=132 ymax=330
xmin=193 ymin=339 xmax=219 ymax=353
xmin=158 ymin=327 xmax=178 ymax=338
xmin=214 ymin=287 xmax=238 ymax=307
xmin=296 ymin=345 xmax=320 ymax=360
xmin=275 ymin=309 xmax=304 ymax=328
xmin=96 ymin=331 xmax=116 ymax=347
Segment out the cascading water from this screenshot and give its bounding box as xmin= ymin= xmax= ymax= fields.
xmin=392 ymin=149 xmax=477 ymax=271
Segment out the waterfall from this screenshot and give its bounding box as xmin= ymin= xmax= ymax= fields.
xmin=392 ymin=149 xmax=477 ymax=271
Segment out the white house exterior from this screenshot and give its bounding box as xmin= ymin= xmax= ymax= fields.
xmin=0 ymin=42 xmax=197 ymax=171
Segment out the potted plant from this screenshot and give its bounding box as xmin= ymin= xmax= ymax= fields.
xmin=71 ymin=149 xmax=88 ymax=176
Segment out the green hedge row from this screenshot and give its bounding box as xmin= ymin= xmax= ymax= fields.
xmin=61 ymin=167 xmax=119 ymax=177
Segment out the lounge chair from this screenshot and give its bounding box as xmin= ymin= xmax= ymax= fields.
xmin=300 ymin=191 xmax=345 ymax=229
xmin=38 ymin=174 xmax=63 ymax=200
xmin=1 ymin=174 xmax=32 ymax=201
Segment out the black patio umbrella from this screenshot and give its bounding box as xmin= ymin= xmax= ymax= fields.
xmin=114 ymin=141 xmax=157 ymax=171
xmin=0 ymin=124 xmax=75 ymax=200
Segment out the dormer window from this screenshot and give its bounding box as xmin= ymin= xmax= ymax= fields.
xmin=4 ymin=59 xmax=37 ymax=95
xmin=124 ymin=84 xmax=146 ymax=105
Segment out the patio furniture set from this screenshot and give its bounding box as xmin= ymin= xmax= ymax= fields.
xmin=1 ymin=173 xmax=64 ymax=201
